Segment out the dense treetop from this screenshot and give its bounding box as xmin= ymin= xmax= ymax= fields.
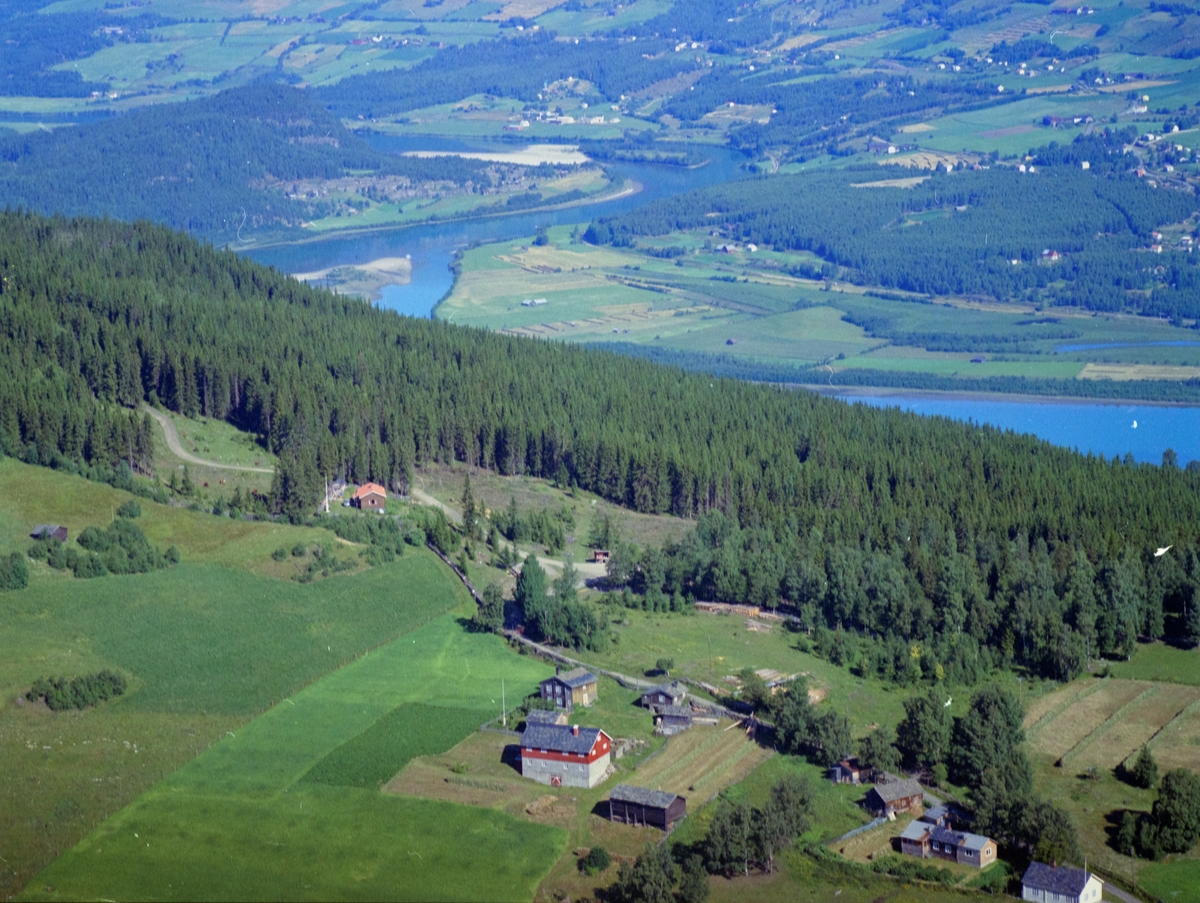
xmin=2 ymin=209 xmax=1199 ymax=683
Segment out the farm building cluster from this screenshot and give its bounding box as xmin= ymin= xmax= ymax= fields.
xmin=515 ymin=669 xmax=698 ymax=828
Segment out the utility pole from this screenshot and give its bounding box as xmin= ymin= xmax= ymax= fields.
xmin=708 ymin=636 xmax=713 ymax=674
xmin=502 ymin=677 xmax=506 ymax=729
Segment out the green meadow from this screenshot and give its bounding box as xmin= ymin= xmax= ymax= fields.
xmin=19 ymin=612 xmax=563 ymax=902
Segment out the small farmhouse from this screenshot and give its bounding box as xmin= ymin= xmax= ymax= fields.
xmin=591 ymin=549 xmax=612 ymax=564
xmin=899 ymin=822 xmax=997 ymax=868
xmin=540 ymin=667 xmax=598 ymax=710
xmin=1021 ymin=862 xmax=1103 ymax=903
xmin=525 ymin=708 xmax=568 ymax=727
xmin=655 ymin=704 xmax=693 ymax=735
xmin=919 ymin=802 xmax=969 ymax=829
xmin=608 ymin=784 xmax=687 ymax=830
xmin=351 ymin=482 xmax=387 ymax=510
xmin=520 ymin=723 xmax=612 ymax=788
xmin=830 ymin=756 xmax=864 ymax=785
xmin=30 ymin=524 xmax=68 ymax=542
xmin=640 ymin=680 xmax=687 ymax=712
xmin=864 ymin=774 xmax=923 ymax=817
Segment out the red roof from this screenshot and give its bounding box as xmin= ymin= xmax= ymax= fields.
xmin=353 ymin=482 xmax=387 ymax=499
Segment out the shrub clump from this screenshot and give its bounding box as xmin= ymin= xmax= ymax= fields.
xmin=27 ymin=670 xmax=128 ymax=711
xmin=0 ymin=551 xmax=29 ymax=590
xmin=579 ymin=846 xmax=612 ymax=875
xmin=30 ymin=519 xmax=178 ymax=579
xmin=116 ymin=499 xmax=142 ymax=519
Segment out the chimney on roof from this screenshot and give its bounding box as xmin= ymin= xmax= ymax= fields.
xmin=573 ymin=725 xmax=579 ymax=736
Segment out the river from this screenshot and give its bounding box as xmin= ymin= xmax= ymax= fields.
xmin=247 ymin=137 xmax=749 ymax=318
xmin=245 ymin=137 xmax=1200 ymax=466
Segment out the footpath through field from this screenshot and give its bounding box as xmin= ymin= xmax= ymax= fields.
xmin=23 ymin=598 xmax=566 ymax=901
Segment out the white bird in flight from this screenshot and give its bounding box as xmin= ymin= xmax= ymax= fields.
xmin=944 ymin=697 xmax=952 ymax=708
xmin=1155 ymin=546 xmax=1172 ymax=557
xmin=1132 ymin=420 xmax=1138 ymax=428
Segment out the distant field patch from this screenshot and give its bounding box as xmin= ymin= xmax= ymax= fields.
xmin=979 ymin=124 xmax=1037 ymax=139
xmin=898 ymin=123 xmax=935 ymax=133
xmin=303 ymin=703 xmax=489 ymax=788
xmin=1078 ymin=362 xmax=1200 ymax=381
xmin=851 ymin=176 xmax=930 ymax=189
xmin=630 ymin=721 xmax=773 ymax=800
xmin=484 ymin=0 xmax=564 ymax=20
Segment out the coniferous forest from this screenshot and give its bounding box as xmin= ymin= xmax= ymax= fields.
xmin=3 ymin=209 xmax=1200 ymax=685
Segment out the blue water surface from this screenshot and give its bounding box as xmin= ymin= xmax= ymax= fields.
xmin=844 ymin=394 xmax=1200 ymax=465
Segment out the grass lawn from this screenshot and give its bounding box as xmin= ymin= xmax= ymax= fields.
xmin=594 ymin=609 xmax=914 ymax=735
xmin=18 ymin=611 xmax=565 ymax=902
xmin=1109 ymin=641 xmax=1200 ymax=685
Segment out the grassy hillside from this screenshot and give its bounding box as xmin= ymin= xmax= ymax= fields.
xmin=0 ymin=457 xmax=472 ymax=899
xmin=18 ymin=612 xmax=564 ymax=903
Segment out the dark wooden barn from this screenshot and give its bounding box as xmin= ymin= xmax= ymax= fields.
xmin=608 ymin=784 xmax=687 ymax=830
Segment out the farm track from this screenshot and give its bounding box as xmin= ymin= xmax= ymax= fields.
xmin=143 ymin=405 xmax=274 ymax=473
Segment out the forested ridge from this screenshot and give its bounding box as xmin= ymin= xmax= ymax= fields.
xmin=585 ymin=163 xmax=1200 ymax=318
xmin=0 ymin=84 xmax=491 ymax=241
xmin=3 ymin=210 xmax=1200 ymax=683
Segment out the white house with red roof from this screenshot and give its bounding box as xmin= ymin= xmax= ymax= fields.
xmin=519 ymin=723 xmax=612 ymax=788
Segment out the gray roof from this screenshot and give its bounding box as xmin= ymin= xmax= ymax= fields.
xmin=610 ymin=784 xmax=682 ymax=808
xmin=871 ymin=776 xmax=923 ymax=803
xmin=899 ymin=822 xmax=930 ymax=842
xmin=31 ymin=524 xmax=63 ymax=537
xmin=546 ymin=667 xmax=597 ymax=689
xmin=643 ymin=681 xmax=687 ymax=700
xmin=525 ymin=709 xmax=564 ymax=724
xmin=959 ymin=832 xmax=993 ymax=852
xmin=659 ymin=705 xmax=693 ymax=718
xmin=1021 ymin=863 xmax=1096 ymax=896
xmin=520 ymin=723 xmax=604 ymax=756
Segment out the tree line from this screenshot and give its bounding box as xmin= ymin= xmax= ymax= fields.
xmin=3 ymin=210 xmax=1200 ymax=685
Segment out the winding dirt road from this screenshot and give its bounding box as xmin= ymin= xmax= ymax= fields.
xmin=142 ymin=405 xmax=274 ymax=474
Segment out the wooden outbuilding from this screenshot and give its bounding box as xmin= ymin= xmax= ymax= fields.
xmin=830 ymin=756 xmax=864 ymax=785
xmin=30 ymin=524 xmax=68 ymax=542
xmin=899 ymin=821 xmax=997 ymax=868
xmin=540 ymin=667 xmax=598 ymax=710
xmin=591 ymin=549 xmax=612 ymax=564
xmin=608 ymin=784 xmax=686 ymax=830
xmin=640 ymin=680 xmax=687 ymax=713
xmin=864 ymin=774 xmax=923 ymax=817
xmin=351 ymin=482 xmax=387 ymax=510
xmin=655 ymin=704 xmax=693 ymax=735
xmin=525 ymin=708 xmax=568 ymax=727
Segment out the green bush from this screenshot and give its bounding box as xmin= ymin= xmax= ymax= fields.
xmin=116 ymin=499 xmax=142 ymax=519
xmin=579 ymin=846 xmax=611 ymax=875
xmin=27 ymin=670 xmax=128 ymax=711
xmin=292 ymin=543 xmax=308 ymax=557
xmin=0 ymin=551 xmax=29 ymax=590
xmin=272 ymin=547 xmax=289 ymax=561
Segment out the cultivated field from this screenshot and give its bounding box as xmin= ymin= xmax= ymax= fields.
xmin=1027 ymin=674 xmax=1200 ymax=902
xmin=20 ymin=612 xmax=564 ymax=901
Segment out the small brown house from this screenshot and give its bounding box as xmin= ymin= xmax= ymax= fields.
xmin=830 ymin=756 xmax=864 ymax=785
xmin=525 ymin=708 xmax=569 ymax=727
xmin=640 ymin=680 xmax=687 ymax=713
xmin=864 ymin=775 xmax=924 ymax=818
xmin=351 ymin=482 xmax=387 ymax=510
xmin=30 ymin=524 xmax=68 ymax=542
xmin=540 ymin=668 xmax=598 ymax=710
xmin=591 ymin=549 xmax=612 ymax=564
xmin=608 ymin=784 xmax=687 ymax=830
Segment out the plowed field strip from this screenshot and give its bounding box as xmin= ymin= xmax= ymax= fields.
xmin=1029 ymin=680 xmax=1152 ymax=759
xmin=1060 ymin=684 xmax=1161 ymax=766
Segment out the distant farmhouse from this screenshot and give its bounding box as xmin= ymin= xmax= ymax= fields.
xmin=539 ymin=668 xmax=598 ymax=710
xmin=351 ymin=482 xmax=387 ymax=510
xmin=1021 ymin=862 xmax=1103 ymax=903
xmin=519 ymin=723 xmax=612 ymax=788
xmin=590 ymin=549 xmax=611 ymax=564
xmin=608 ymin=784 xmax=686 ymax=830
xmin=30 ymin=524 xmax=68 ymax=542
xmin=864 ymin=774 xmax=924 ymax=818
xmin=640 ymin=680 xmax=687 ymax=713
xmin=899 ymin=821 xmax=997 ymax=869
